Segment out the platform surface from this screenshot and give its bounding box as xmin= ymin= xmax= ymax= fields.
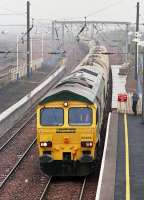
xmin=95 ymin=112 xmax=118 ymax=200
xmin=96 ymin=112 xmax=144 ymax=200
xmin=115 ymin=114 xmax=144 ymax=200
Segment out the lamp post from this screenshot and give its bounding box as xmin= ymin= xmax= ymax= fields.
xmin=30 ymin=36 xmax=33 ymax=75
xmin=142 ymin=49 xmax=144 ymax=123
xmin=137 ymin=40 xmax=144 ymax=123
xmin=133 ymin=32 xmax=141 ymax=80
xmin=132 ymin=37 xmax=144 ymax=123
xmin=16 ymin=35 xmax=19 ymax=80
xmin=41 ymin=32 xmax=44 ymax=59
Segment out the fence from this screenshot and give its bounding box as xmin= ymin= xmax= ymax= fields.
xmin=0 ymin=58 xmax=43 ymax=87
xmin=9 ymin=58 xmax=43 ymax=80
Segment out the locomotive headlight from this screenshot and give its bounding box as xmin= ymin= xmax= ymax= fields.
xmin=40 ymin=141 xmax=52 ymax=147
xmin=89 ymin=142 xmax=93 ymax=147
xmin=81 ymin=141 xmax=93 ymax=148
xmin=44 ymin=142 xmax=47 ymax=147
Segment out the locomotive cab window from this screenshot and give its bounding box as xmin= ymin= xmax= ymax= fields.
xmin=40 ymin=108 xmax=64 ymax=126
xmin=69 ymin=107 xmax=92 ymax=125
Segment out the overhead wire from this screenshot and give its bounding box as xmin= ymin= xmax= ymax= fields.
xmin=52 ymin=24 xmax=64 ymax=51
xmin=93 ymin=23 xmax=124 ymax=53
xmin=76 ymin=17 xmax=87 ymax=40
xmin=64 ymin=24 xmax=76 ymax=40
xmin=0 ymin=13 xmax=25 ymax=16
xmin=93 ymin=24 xmax=111 ymax=47
xmin=0 ymin=8 xmax=26 ymax=30
xmin=53 ymin=0 xmax=123 ymax=22
xmin=0 ymin=7 xmax=26 ymax=16
xmin=0 ymin=0 xmax=132 ymax=58
xmin=86 ymin=0 xmax=122 ymax=18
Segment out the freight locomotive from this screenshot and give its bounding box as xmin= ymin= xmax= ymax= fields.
xmin=36 ymin=40 xmax=111 ymax=176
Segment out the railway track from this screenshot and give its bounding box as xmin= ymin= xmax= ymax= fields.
xmin=0 ymin=144 xmax=49 ymax=200
xmin=0 ymin=94 xmax=101 ymax=200
xmin=38 ymin=177 xmax=87 ymax=200
xmin=39 ymin=176 xmax=52 ymax=200
xmin=0 ymin=42 xmax=90 ymax=199
xmin=0 ymin=113 xmax=35 ymax=151
xmin=79 ymin=178 xmax=87 ymax=200
xmin=0 ymin=111 xmax=36 ymax=190
xmin=0 ymin=110 xmax=99 ymax=199
xmin=79 ymin=176 xmax=98 ymax=200
xmin=0 ymin=138 xmax=36 ymax=189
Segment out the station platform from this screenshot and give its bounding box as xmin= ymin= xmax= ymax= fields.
xmin=96 ymin=112 xmax=144 ymax=200
xmin=96 ymin=64 xmax=144 ymax=200
xmin=115 ymin=113 xmax=144 ymax=200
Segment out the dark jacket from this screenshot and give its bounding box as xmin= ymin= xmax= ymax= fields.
xmin=132 ymin=93 xmax=139 ymax=103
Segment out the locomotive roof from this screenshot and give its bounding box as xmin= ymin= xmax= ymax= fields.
xmin=39 ymin=42 xmax=108 ymax=105
xmin=39 ymin=69 xmax=104 ymax=105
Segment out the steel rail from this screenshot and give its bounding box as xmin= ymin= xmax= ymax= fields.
xmin=79 ymin=178 xmax=87 ymax=200
xmin=0 ymin=113 xmax=35 ymax=151
xmin=39 ymin=176 xmax=52 ymax=200
xmin=0 ymin=138 xmax=36 ymax=189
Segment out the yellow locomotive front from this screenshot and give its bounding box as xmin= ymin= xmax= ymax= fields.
xmin=36 ymin=41 xmax=109 ymax=176
xmin=37 ymin=100 xmax=99 ymax=176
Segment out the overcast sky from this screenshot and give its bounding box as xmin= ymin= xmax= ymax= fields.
xmin=0 ymin=0 xmax=143 ymax=27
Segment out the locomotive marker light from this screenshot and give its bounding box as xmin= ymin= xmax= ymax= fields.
xmin=64 ymin=102 xmax=68 ymax=107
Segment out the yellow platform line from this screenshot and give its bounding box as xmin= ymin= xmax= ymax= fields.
xmin=124 ymin=113 xmax=130 ymax=200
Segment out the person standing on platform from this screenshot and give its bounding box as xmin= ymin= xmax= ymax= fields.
xmin=132 ymin=92 xmax=139 ymax=115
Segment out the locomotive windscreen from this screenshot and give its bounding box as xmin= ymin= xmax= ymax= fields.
xmin=40 ymin=108 xmax=64 ymax=126
xmin=69 ymin=107 xmax=92 ymax=125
